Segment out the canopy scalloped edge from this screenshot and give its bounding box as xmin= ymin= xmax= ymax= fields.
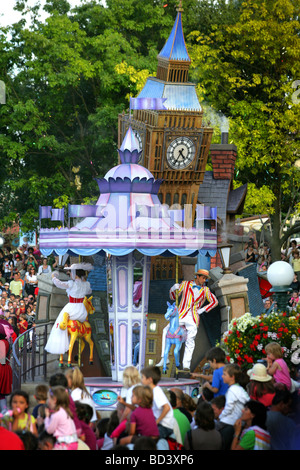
xmin=40 ymin=247 xmax=217 ymax=258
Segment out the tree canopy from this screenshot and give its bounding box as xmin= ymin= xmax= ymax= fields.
xmin=189 ymin=0 xmax=300 ymax=257
xmin=0 ymin=0 xmax=179 ymax=232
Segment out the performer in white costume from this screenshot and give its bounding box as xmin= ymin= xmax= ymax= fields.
xmin=45 ymin=263 xmax=93 ymax=355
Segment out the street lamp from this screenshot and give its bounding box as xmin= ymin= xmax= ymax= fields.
xmin=218 ymin=243 xmax=233 ymax=274
xmin=267 ymin=261 xmax=294 ymax=313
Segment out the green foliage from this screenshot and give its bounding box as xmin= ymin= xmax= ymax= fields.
xmin=1 ymin=0 xmax=208 ymax=232
xmin=189 ymin=0 xmax=300 ymax=256
xmin=233 ymin=181 xmax=276 ymax=216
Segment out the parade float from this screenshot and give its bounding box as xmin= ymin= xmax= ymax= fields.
xmin=38 ymin=2 xmax=220 ymax=410
xmin=38 ymin=126 xmax=217 ymax=410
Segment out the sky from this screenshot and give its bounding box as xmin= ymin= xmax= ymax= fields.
xmin=0 ymin=0 xmax=88 ymax=27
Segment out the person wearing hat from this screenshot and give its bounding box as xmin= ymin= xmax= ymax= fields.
xmin=45 ymin=263 xmax=93 ymax=356
xmin=247 ymin=363 xmax=275 ymax=408
xmin=156 ymin=269 xmax=218 ymax=370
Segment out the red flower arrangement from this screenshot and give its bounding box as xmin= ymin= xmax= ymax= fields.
xmin=220 ymin=311 xmax=300 ymax=371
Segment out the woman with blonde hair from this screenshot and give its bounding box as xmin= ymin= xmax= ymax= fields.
xmin=65 ymin=366 xmax=98 ymax=424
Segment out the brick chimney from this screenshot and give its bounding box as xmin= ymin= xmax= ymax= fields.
xmin=210 ymin=132 xmax=237 ymax=181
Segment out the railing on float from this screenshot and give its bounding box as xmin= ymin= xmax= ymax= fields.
xmin=11 ymin=322 xmax=54 ymax=390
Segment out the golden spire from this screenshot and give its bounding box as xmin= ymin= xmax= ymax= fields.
xmin=177 ymin=0 xmax=184 ymax=13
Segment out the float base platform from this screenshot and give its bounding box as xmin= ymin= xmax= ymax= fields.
xmin=84 ymin=376 xmax=199 ymax=412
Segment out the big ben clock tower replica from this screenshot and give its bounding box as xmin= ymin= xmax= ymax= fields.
xmin=118 ymin=1 xmax=213 ymax=215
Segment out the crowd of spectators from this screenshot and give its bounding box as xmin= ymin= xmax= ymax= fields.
xmin=0 ymin=242 xmax=57 ymax=344
xmin=244 ymin=237 xmax=300 ymax=313
xmin=1 ymin=351 xmax=299 ymax=451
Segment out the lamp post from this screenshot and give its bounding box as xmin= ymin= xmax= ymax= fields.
xmin=218 ymin=243 xmax=233 ymax=274
xmin=267 ymin=261 xmax=294 ymax=313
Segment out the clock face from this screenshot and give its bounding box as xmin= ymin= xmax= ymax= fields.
xmin=133 ymin=130 xmax=143 ymax=162
xmin=166 ymin=137 xmax=196 ymax=169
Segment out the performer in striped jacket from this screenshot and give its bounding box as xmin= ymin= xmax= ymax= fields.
xmin=156 ymin=269 xmax=218 ymax=371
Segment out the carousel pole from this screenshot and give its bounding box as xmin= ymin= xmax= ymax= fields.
xmin=175 ymin=255 xmax=179 ymax=307
xmin=175 ymin=255 xmax=179 ymax=379
xmin=78 ymin=338 xmax=82 ymax=367
xmin=78 ymin=254 xmax=82 ymax=368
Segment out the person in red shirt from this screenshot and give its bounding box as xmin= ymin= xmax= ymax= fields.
xmin=18 ymin=314 xmax=28 ymax=335
xmin=0 ymin=426 xmax=25 ymax=450
xmin=0 ymin=322 xmax=13 ymax=411
xmin=247 ymin=363 xmax=275 ymax=408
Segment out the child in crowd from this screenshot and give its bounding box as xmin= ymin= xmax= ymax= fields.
xmin=44 ymin=385 xmax=78 ymax=450
xmin=211 ymin=395 xmax=234 ymax=450
xmin=15 ymin=429 xmax=38 ymax=450
xmin=36 ymin=403 xmax=47 ymax=434
xmin=75 ymin=402 xmax=97 ymax=450
xmin=118 ymin=365 xmax=141 ymax=423
xmin=38 ymin=430 xmax=57 ymax=450
xmin=288 ymin=290 xmax=299 ymax=309
xmin=119 ymin=385 xmax=159 ymax=446
xmin=292 ymin=250 xmax=300 ymax=283
xmin=265 ymin=342 xmax=292 ymax=390
xmin=101 ymin=410 xmax=120 ymax=450
xmin=109 ymin=401 xmax=128 ymax=445
xmin=95 ymin=417 xmax=109 ymax=450
xmin=141 ymin=366 xmax=174 ymax=438
xmin=193 ymin=347 xmax=228 ymax=398
xmin=32 ymin=384 xmax=49 ymax=419
xmin=247 ymin=363 xmax=275 ymax=408
xmin=7 ymin=315 xmax=18 ymax=342
xmin=182 ymin=393 xmax=197 ymax=419
xmin=168 ymin=390 xmax=191 ymax=445
xmin=18 ymin=313 xmax=28 ymax=335
xmin=49 ymin=372 xmax=81 ymax=434
xmin=219 ymin=364 xmax=250 ymax=426
xmin=65 ymin=366 xmax=98 ymax=425
xmin=10 ymin=389 xmax=38 ymax=436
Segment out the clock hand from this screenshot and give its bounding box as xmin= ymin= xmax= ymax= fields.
xmin=175 ymin=148 xmax=186 ymax=162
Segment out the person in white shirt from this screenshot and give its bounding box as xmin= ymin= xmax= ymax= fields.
xmin=38 ymin=257 xmax=52 ymax=275
xmin=141 ymin=366 xmax=174 ymax=438
xmin=25 ymin=267 xmax=38 ymax=296
xmin=219 ymin=364 xmax=250 ymax=426
xmin=65 ymin=366 xmax=97 ymax=424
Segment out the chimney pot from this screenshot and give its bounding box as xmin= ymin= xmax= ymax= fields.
xmin=221 ymin=132 xmax=228 ymax=145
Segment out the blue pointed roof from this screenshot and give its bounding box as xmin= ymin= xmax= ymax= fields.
xmin=118 ymin=126 xmax=142 ymax=164
xmin=119 ymin=126 xmax=139 ymax=153
xmin=158 ymin=11 xmax=190 ymax=62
